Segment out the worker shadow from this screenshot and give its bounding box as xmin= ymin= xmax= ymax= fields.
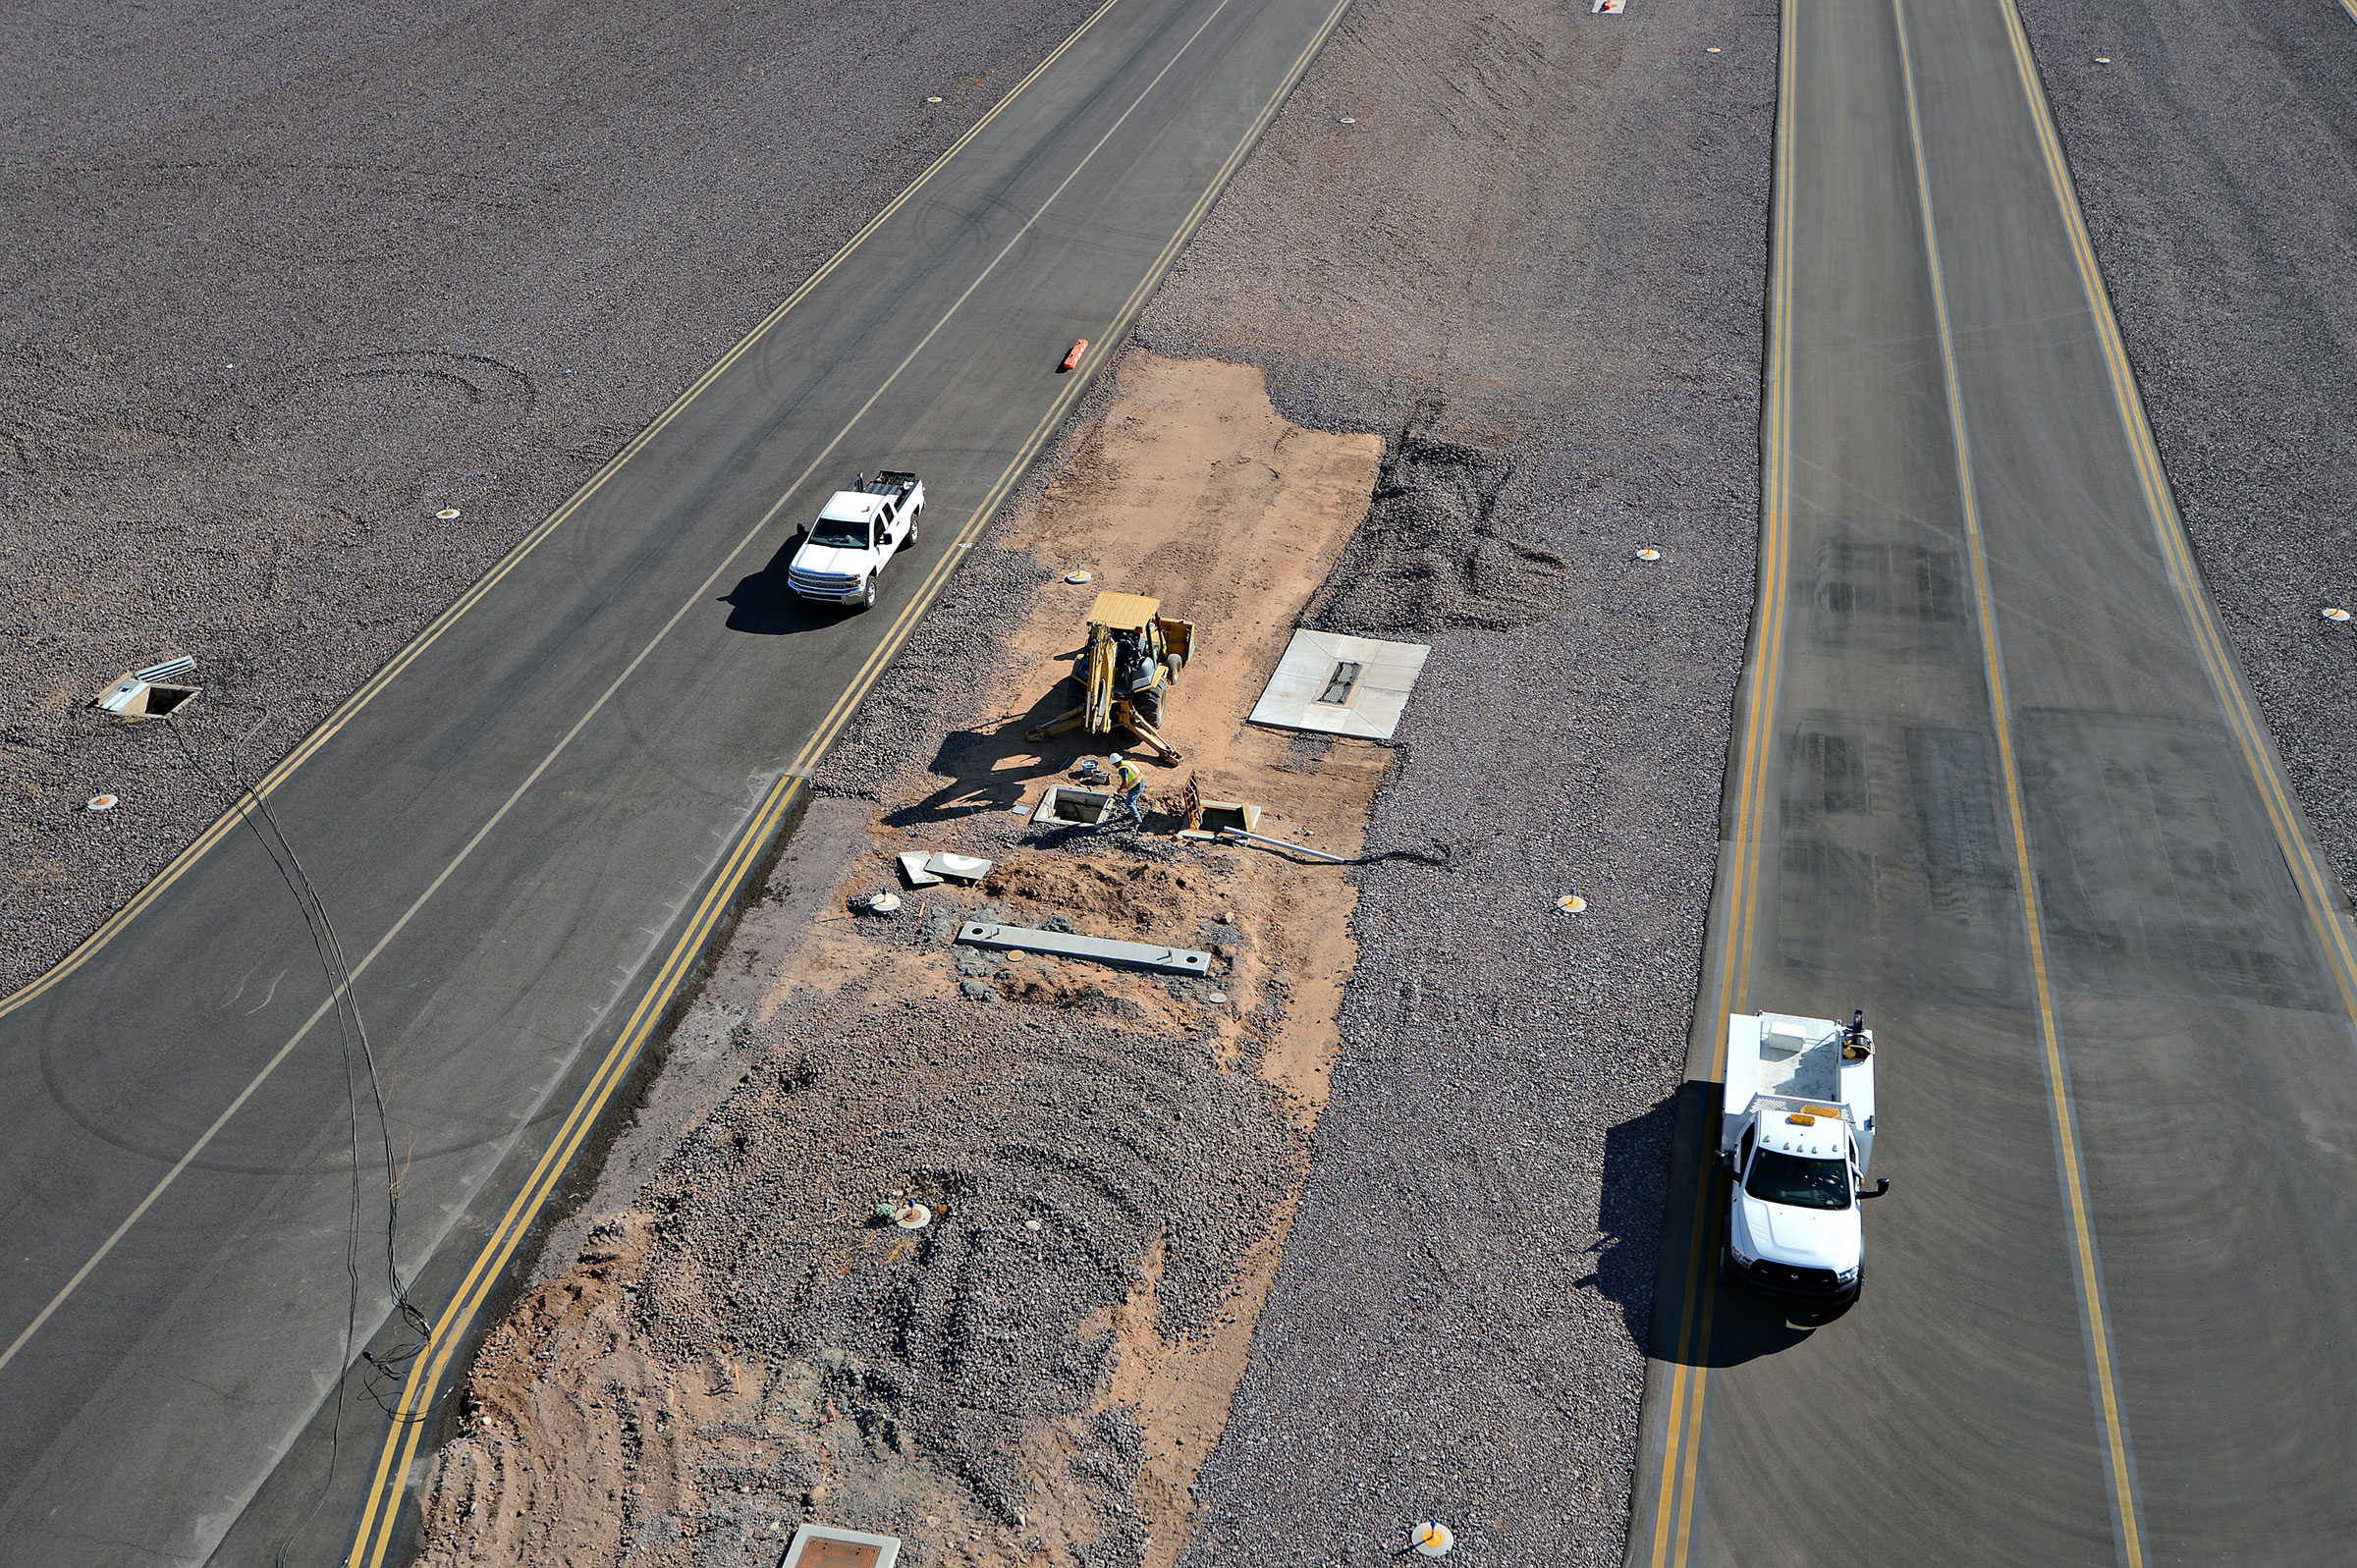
xmin=717 ymin=541 xmax=847 ymax=635
xmin=1605 ymin=1084 xmax=1818 ymax=1369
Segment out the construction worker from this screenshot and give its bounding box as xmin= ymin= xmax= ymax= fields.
xmin=1108 ymin=752 xmax=1146 ymax=825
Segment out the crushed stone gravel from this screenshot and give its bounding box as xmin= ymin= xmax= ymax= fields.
xmin=0 ymin=0 xmax=1103 ymax=995
xmin=632 ymin=986 xmax=1301 ymax=1525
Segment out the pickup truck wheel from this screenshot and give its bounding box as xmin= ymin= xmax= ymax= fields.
xmin=858 ymin=575 xmax=877 ymax=611
xmin=904 ymin=508 xmax=919 ymax=546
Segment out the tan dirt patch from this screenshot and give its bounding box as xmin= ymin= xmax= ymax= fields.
xmin=416 ymin=352 xmax=1387 ymax=1566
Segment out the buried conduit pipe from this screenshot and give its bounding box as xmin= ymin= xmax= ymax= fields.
xmin=1217 ymin=827 xmax=1343 ymax=863
xmin=1213 ymin=828 xmax=1453 ymax=868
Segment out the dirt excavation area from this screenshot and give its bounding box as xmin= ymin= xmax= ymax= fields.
xmin=412 ymin=354 xmax=1395 ymax=1567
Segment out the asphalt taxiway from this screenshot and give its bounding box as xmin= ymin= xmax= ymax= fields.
xmin=1628 ymin=2 xmax=2357 ymax=1564
xmin=0 ymin=2 xmax=1351 ymax=1562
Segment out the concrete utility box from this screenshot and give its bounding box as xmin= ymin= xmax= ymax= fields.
xmin=1030 ymin=785 xmax=1115 ymax=826
xmin=781 ymin=1524 xmax=901 ymax=1568
xmin=92 ymin=673 xmax=201 ymax=719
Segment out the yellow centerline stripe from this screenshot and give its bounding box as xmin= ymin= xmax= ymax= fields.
xmin=1989 ymin=0 xmax=2357 ymax=1024
xmin=345 ymin=6 xmax=1353 ymax=1562
xmin=1648 ymin=0 xmax=1803 ymax=1556
xmin=2 ymin=0 xmax=1249 ymax=1397
xmin=1891 ymin=2 xmax=2144 ymax=1560
xmin=0 ymin=0 xmax=1131 ymax=1025
xmin=1 ymin=118 xmax=1153 ymax=1379
xmin=344 ymin=769 xmax=809 ymax=1567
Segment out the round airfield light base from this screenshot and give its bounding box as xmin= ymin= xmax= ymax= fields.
xmin=896 ymin=1203 xmax=933 ymax=1230
xmin=436 ymin=508 xmax=462 ymax=519
xmin=1066 ymin=569 xmax=1094 ymax=584
xmin=1412 ymin=1522 xmax=1455 ymax=1558
xmin=1558 ymin=892 xmax=1587 ymax=913
xmin=1634 ymin=545 xmax=1664 ymax=563
xmin=2325 ymin=606 xmax=2351 ymax=623
xmin=86 ymin=793 xmax=119 ymax=812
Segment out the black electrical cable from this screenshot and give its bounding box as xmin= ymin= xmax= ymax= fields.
xmin=162 ymin=707 xmax=432 ymax=1567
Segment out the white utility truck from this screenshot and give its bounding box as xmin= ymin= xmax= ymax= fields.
xmin=1720 ymin=1009 xmax=1885 ymax=1304
xmin=787 ymin=471 xmax=924 ymax=611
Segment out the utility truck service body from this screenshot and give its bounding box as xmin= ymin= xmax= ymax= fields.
xmin=1719 ymin=1010 xmax=1880 ymax=1303
xmin=788 ymin=471 xmax=923 ymax=610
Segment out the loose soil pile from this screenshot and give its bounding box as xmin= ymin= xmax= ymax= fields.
xmin=415 ymin=355 xmax=1394 ymax=1568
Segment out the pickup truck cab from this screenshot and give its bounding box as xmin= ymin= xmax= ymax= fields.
xmin=788 ymin=471 xmax=923 ymax=611
xmin=1719 ymin=1010 xmax=1882 ymax=1304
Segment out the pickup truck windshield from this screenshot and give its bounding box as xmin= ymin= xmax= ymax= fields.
xmin=809 ymin=519 xmax=871 ymax=549
xmin=1744 ymin=1149 xmax=1851 ymax=1210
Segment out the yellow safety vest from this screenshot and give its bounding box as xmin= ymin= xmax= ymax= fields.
xmin=1115 ymin=759 xmax=1144 ymax=791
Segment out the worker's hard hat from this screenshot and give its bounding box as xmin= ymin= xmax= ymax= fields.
xmin=1108 ymin=753 xmax=1123 ymax=764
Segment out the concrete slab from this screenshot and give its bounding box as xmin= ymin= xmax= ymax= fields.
xmin=1247 ymin=629 xmax=1429 ymax=739
xmin=957 ymin=921 xmax=1212 ymax=976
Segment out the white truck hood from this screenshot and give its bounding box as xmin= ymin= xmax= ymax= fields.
xmin=1734 ymin=1192 xmax=1862 ymax=1271
xmin=793 ymin=542 xmax=874 ymax=576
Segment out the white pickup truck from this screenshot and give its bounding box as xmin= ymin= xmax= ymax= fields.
xmin=787 ymin=471 xmax=924 ymax=611
xmin=1719 ymin=1009 xmax=1886 ymax=1304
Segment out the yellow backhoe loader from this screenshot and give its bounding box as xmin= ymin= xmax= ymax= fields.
xmin=1028 ymin=591 xmax=1195 ymax=762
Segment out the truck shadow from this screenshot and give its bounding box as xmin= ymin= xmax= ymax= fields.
xmin=1621 ymin=1081 xmax=1821 ymax=1368
xmin=719 ymin=541 xmax=851 ymax=635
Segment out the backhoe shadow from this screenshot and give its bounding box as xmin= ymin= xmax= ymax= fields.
xmin=882 ymin=650 xmax=1188 ymax=832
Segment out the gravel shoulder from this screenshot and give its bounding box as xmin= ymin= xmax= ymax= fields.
xmin=1133 ymin=1 xmax=1777 ymax=1560
xmin=0 ymin=0 xmax=1102 ymax=994
xmin=2009 ymin=0 xmax=2357 ymax=897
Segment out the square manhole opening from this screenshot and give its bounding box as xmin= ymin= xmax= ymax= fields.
xmin=134 ymin=682 xmax=200 ymax=716
xmin=1034 ymin=785 xmax=1114 ymax=825
xmin=1196 ymin=801 xmax=1260 ymax=836
xmin=1317 ymin=660 xmax=1362 ymax=704
xmin=92 ymin=677 xmax=201 ymax=718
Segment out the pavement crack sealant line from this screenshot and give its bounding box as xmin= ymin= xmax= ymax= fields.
xmin=343 ymin=3 xmax=1354 ymax=1562
xmin=1640 ymin=1 xmax=2357 ymax=1563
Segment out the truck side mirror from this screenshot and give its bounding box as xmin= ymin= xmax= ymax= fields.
xmin=1867 ymin=1177 xmax=1891 ymax=1197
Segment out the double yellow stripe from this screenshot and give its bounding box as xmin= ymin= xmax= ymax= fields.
xmin=0 ymin=0 xmax=1130 ymax=1025
xmin=1890 ymin=0 xmax=2144 ymax=1557
xmin=1645 ymin=1 xmax=1803 ymax=1560
xmin=344 ymin=5 xmax=1353 ymax=1562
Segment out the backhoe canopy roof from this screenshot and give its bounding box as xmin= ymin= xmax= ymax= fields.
xmin=1087 ymin=591 xmax=1161 ymax=630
